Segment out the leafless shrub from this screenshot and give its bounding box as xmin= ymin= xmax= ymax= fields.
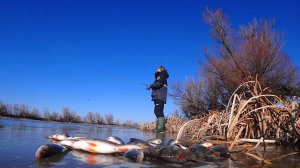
xmin=105 ymin=113 xmax=114 ymax=125
xmin=94 ymin=113 xmax=105 ymax=124
xmin=48 ymin=112 xmax=60 ymax=121
xmin=0 ymin=101 xmax=8 ymax=116
xmin=86 ymin=112 xmax=95 ymax=123
xmin=172 ymin=9 xmax=300 ymax=119
xmin=122 ymin=120 xmax=139 ymax=128
xmin=171 ymin=79 xmax=208 ymax=118
xmin=60 ymin=107 xmax=80 ymax=123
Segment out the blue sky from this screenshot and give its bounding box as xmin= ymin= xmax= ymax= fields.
xmin=0 ymin=0 xmax=299 ymax=123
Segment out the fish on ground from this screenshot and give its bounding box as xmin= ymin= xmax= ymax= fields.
xmin=60 ymin=139 xmax=80 ymax=148
xmin=204 ymin=146 xmax=230 ymax=158
xmin=188 ymin=143 xmax=212 ymax=153
xmin=147 ymin=138 xmax=162 ymax=145
xmin=128 ymin=138 xmax=160 ymax=147
xmin=107 ymin=136 xmax=125 ymax=145
xmin=66 ymin=136 xmax=86 ymax=140
xmin=124 ymin=149 xmax=144 ymax=163
xmin=48 ymin=133 xmax=70 ymax=141
xmin=35 ymin=144 xmax=68 ymax=159
xmin=144 ymin=144 xmax=187 ymax=163
xmin=70 ymin=139 xmax=142 ymax=154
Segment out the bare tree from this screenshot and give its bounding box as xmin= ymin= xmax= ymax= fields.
xmin=94 ymin=113 xmax=104 ymax=124
xmin=172 ymin=9 xmax=300 ymax=118
xmin=30 ymin=107 xmax=41 ymax=119
xmin=86 ymin=112 xmax=95 ymax=124
xmin=0 ymin=101 xmax=8 ymax=116
xmin=61 ymin=107 xmax=79 ymax=122
xmin=122 ymin=120 xmax=139 ymax=128
xmin=171 ymin=78 xmax=208 ymax=118
xmin=104 ymin=113 xmax=114 ymax=125
xmin=49 ymin=112 xmax=60 ymax=121
xmin=203 ymin=9 xmax=299 ymax=100
xmin=43 ymin=109 xmax=51 ymax=120
xmin=61 ymin=107 xmax=72 ymax=122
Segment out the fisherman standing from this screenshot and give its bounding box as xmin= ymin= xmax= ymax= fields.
xmin=147 ymin=66 xmax=169 ymax=133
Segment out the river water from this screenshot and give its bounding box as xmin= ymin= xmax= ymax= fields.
xmin=0 ymin=118 xmax=300 ymax=168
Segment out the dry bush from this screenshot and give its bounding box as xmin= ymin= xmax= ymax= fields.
xmin=171 ymin=9 xmax=300 ymax=119
xmin=104 ymin=113 xmax=114 ymax=125
xmin=176 ymin=80 xmax=300 ymax=145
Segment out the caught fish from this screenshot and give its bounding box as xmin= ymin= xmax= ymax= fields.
xmin=107 ymin=136 xmax=125 ymax=145
xmin=129 ymin=138 xmax=145 ymax=143
xmin=124 ymin=149 xmax=144 ymax=163
xmin=128 ymin=140 xmax=155 ymax=150
xmin=35 ymin=144 xmax=67 ymax=159
xmin=188 ymin=144 xmax=210 ymax=153
xmin=204 ymin=146 xmax=229 ymax=158
xmin=48 ymin=133 xmax=70 ymax=141
xmin=146 ymin=145 xmax=187 ymax=163
xmin=175 ymin=144 xmax=188 ymax=150
xmin=166 ymin=139 xmax=179 ymax=145
xmin=60 ymin=139 xmax=80 ymax=148
xmin=66 ymin=136 xmax=86 ymax=140
xmin=199 ymin=142 xmax=213 ymax=148
xmin=147 ymin=138 xmax=162 ymax=145
xmin=71 ymin=139 xmax=142 ymax=154
xmin=129 ymin=138 xmax=159 ymax=147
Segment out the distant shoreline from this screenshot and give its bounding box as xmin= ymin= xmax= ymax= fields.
xmin=0 ymin=116 xmax=139 ymax=129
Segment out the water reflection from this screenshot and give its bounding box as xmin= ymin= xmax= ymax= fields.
xmin=36 ymin=151 xmax=69 ymax=167
xmin=71 ymin=150 xmax=123 ymax=166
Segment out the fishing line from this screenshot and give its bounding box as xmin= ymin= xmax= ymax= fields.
xmin=97 ymin=70 xmax=148 ymax=87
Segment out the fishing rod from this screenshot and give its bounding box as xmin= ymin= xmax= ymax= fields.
xmin=97 ymin=70 xmax=148 ymax=87
xmin=113 ymin=75 xmax=148 ymax=87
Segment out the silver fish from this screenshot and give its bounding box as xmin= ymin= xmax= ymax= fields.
xmin=147 ymin=145 xmax=186 ymax=163
xmin=167 ymin=139 xmax=179 ymax=145
xmin=147 ymin=138 xmax=162 ymax=145
xmin=71 ymin=139 xmax=141 ymax=154
xmin=199 ymin=142 xmax=213 ymax=148
xmin=35 ymin=144 xmax=67 ymax=159
xmin=60 ymin=139 xmax=80 ymax=148
xmin=124 ymin=149 xmax=144 ymax=163
xmin=48 ymin=133 xmax=70 ymax=141
xmin=107 ymin=136 xmax=125 ymax=145
xmin=66 ymin=136 xmax=86 ymax=140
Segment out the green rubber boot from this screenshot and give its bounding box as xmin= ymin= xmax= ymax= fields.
xmin=152 ymin=119 xmax=159 ymax=132
xmin=155 ymin=117 xmax=166 ymax=133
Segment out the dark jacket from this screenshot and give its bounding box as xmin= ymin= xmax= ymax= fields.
xmin=149 ymin=70 xmax=169 ymax=104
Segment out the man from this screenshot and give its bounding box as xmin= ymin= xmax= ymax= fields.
xmin=147 ymin=66 xmax=169 ymax=133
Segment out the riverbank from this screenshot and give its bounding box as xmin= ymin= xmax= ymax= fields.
xmin=0 ymin=116 xmax=139 ymax=129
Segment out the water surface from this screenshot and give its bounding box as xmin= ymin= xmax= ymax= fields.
xmin=1 ymin=118 xmax=300 ymax=168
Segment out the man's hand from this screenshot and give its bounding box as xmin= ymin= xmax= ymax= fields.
xmin=146 ymin=85 xmax=151 ymax=90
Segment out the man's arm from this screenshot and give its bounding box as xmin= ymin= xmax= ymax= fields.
xmin=149 ymin=81 xmax=164 ymax=90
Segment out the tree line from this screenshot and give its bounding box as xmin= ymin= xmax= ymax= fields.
xmin=0 ymin=101 xmax=139 ymax=127
xmin=171 ymin=9 xmax=300 ymax=119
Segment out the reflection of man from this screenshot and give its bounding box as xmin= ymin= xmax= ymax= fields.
xmin=147 ymin=66 xmax=169 ymax=133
